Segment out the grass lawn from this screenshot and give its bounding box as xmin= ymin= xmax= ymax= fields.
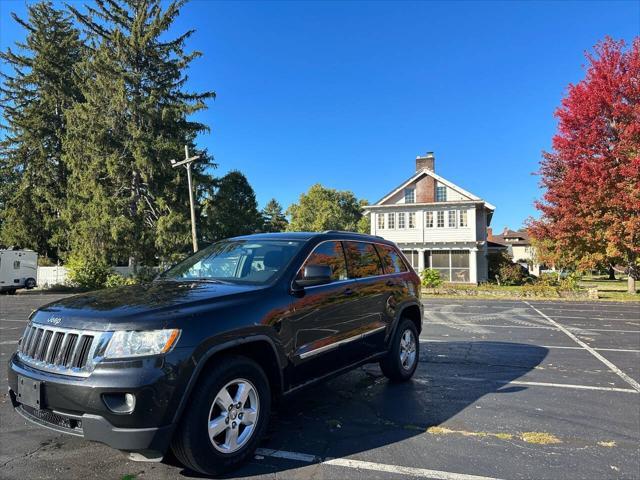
xmin=422 ymin=275 xmax=639 ymax=302
xmin=579 ymin=275 xmax=639 ymax=301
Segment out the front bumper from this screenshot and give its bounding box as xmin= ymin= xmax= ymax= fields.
xmin=8 ymin=347 xmax=193 ymax=455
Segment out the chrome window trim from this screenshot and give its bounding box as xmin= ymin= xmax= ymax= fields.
xmin=17 ymin=323 xmax=112 ymax=378
xmin=298 ymin=326 xmax=386 ymax=359
xmin=291 ymin=239 xmax=411 ymax=291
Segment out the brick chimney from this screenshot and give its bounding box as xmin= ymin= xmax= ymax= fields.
xmin=415 ymin=152 xmax=436 ymax=202
xmin=416 ymin=152 xmax=435 ymax=172
xmin=487 ymin=227 xmax=493 ymax=240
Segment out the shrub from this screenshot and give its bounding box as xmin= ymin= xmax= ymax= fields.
xmin=497 ymin=263 xmax=526 ymax=286
xmin=421 ymin=269 xmax=442 ymax=288
xmin=65 ymin=255 xmax=112 ymax=289
xmin=105 ymin=273 xmax=137 ymax=288
xmin=537 ymin=272 xmax=559 ymax=286
xmin=559 ymin=272 xmax=581 ymax=291
xmin=134 ymin=266 xmax=157 ymax=283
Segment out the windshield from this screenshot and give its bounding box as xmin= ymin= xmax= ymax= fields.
xmin=159 ymin=239 xmax=304 ymax=285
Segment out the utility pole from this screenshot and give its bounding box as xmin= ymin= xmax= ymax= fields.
xmin=170 ymin=145 xmax=201 ymax=252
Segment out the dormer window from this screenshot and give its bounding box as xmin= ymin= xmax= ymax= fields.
xmin=404 ymin=188 xmax=415 ymax=204
xmin=435 ymin=185 xmax=447 ymax=202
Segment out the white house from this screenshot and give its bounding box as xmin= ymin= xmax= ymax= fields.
xmin=365 ymin=152 xmax=495 ymax=283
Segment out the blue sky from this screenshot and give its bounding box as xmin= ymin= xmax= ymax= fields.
xmin=1 ymin=1 xmax=638 ymax=230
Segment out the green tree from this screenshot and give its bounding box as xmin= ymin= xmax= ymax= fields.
xmin=261 ymin=198 xmax=288 ymax=232
xmin=0 ymin=2 xmax=84 ymax=260
xmin=202 ymin=171 xmax=262 ymax=242
xmin=287 ymin=184 xmax=365 ymax=232
xmin=63 ymin=0 xmax=215 ymax=266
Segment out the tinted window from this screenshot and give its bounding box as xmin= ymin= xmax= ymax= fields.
xmin=343 ymin=242 xmax=383 ymax=279
xmin=377 ymin=244 xmax=408 ymax=273
xmin=297 ymin=241 xmax=347 ymax=282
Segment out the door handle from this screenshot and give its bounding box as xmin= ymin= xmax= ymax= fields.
xmin=385 ymin=280 xmax=395 ymax=287
xmin=343 ymin=288 xmax=355 ymax=295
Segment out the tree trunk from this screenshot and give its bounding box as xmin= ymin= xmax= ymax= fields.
xmin=608 ymin=265 xmax=616 ymax=280
xmin=628 ymin=263 xmax=638 ymax=294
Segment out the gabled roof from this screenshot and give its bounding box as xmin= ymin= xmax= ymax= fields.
xmin=374 ymin=169 xmax=495 ymax=210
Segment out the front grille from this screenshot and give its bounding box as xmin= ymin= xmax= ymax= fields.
xmin=18 ymin=324 xmax=107 ymax=377
xmin=18 ymin=405 xmax=83 ymax=435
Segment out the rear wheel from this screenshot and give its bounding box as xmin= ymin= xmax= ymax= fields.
xmin=25 ymin=278 xmax=36 ymax=289
xmin=171 ymin=355 xmax=271 ymax=476
xmin=380 ymin=318 xmax=419 ymax=381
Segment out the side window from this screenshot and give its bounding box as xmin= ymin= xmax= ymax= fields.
xmin=13 ymin=260 xmax=20 ymax=270
xmin=343 ymin=242 xmax=383 ymax=279
xmin=297 ymin=241 xmax=347 ymax=282
xmin=376 ymin=244 xmax=409 ymax=274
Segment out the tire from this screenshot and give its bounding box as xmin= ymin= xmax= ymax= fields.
xmin=25 ymin=278 xmax=36 ymax=289
xmin=380 ymin=318 xmax=420 ymax=382
xmin=171 ymin=355 xmax=271 ymax=476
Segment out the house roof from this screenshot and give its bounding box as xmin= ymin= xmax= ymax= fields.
xmin=373 ymin=169 xmax=495 ymax=210
xmin=491 ymin=229 xmax=531 ymax=246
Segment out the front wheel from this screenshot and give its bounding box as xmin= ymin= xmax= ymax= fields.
xmin=171 ymin=355 xmax=271 ymax=476
xmin=380 ymin=318 xmax=419 ymax=381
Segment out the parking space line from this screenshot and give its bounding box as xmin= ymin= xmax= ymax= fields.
xmin=255 ymin=448 xmax=503 ymax=480
xmin=426 ymin=322 xmax=639 ymax=333
xmin=523 ymin=301 xmax=640 ymax=393
xmin=419 ymin=339 xmax=640 ymax=353
xmin=0 ymin=341 xmax=17 ymax=345
xmin=414 ymin=376 xmax=637 ymax=394
xmin=325 ymin=458 xmax=502 ymax=480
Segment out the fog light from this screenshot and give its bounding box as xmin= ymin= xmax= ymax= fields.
xmin=102 ymin=392 xmax=136 ymax=414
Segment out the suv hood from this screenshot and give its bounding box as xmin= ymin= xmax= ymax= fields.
xmin=30 ymin=281 xmax=261 ymax=331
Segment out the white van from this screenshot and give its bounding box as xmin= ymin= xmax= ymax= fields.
xmin=0 ymin=249 xmax=38 ymax=294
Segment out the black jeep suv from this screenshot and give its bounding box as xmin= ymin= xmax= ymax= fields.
xmin=8 ymin=232 xmax=422 ymax=475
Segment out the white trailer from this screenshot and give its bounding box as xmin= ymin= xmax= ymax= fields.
xmin=0 ymin=249 xmax=38 ymax=294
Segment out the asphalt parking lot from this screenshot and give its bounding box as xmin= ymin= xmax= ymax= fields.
xmin=1 ymin=294 xmax=639 ymax=480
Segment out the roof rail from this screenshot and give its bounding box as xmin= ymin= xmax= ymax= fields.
xmin=321 ymin=230 xmax=385 ymax=240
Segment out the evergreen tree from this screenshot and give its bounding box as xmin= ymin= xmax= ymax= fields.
xmin=0 ymin=2 xmax=84 ymax=259
xmin=261 ymin=198 xmax=288 ymax=232
xmin=202 ymin=171 xmax=262 ymax=241
xmin=64 ymin=0 xmax=215 ymax=266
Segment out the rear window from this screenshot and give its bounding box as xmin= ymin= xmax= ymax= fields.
xmin=375 ymin=244 xmax=408 ymax=274
xmin=343 ymin=242 xmax=384 ymax=279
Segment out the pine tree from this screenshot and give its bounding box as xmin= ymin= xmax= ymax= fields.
xmin=0 ymin=2 xmax=84 ymax=259
xmin=202 ymin=171 xmax=263 ymax=242
xmin=261 ymin=198 xmax=288 ymax=232
xmin=64 ymin=0 xmax=215 ymax=266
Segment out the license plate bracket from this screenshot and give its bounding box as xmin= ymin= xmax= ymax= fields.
xmin=17 ymin=376 xmax=42 ymax=410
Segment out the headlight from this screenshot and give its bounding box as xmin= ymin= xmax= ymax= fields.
xmin=104 ymin=329 xmax=180 ymax=359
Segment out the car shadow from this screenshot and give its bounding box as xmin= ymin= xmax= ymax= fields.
xmin=174 ymin=341 xmax=548 ymax=478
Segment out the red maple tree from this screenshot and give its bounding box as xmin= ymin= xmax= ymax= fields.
xmin=528 ymin=37 xmax=640 ymax=293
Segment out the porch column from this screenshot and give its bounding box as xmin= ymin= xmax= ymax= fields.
xmin=469 ymin=248 xmax=478 ymax=284
xmin=417 ymin=249 xmax=425 ymax=272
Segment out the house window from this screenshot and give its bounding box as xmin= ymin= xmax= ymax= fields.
xmin=448 ymin=210 xmax=457 ymax=228
xmin=436 ymin=185 xmax=447 ymax=202
xmin=436 ymin=211 xmax=445 ymax=228
xmin=398 ymin=212 xmax=405 ymax=229
xmin=377 ymin=213 xmax=384 ymax=229
xmin=425 ymin=211 xmax=433 ymax=228
xmin=408 ymin=212 xmax=416 ymax=228
xmin=459 ymin=210 xmax=468 ymax=227
xmin=387 ymin=212 xmax=395 ymax=229
xmin=402 ymin=250 xmax=419 ymax=269
xmin=404 ymin=188 xmax=415 ymax=204
xmin=429 ymin=250 xmax=470 ymax=283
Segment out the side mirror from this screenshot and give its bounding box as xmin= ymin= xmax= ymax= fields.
xmin=295 ymin=264 xmax=332 ymax=288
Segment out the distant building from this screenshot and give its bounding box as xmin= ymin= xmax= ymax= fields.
xmin=488 ymin=227 xmax=544 ymax=276
xmin=365 ymin=152 xmax=495 ymax=283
